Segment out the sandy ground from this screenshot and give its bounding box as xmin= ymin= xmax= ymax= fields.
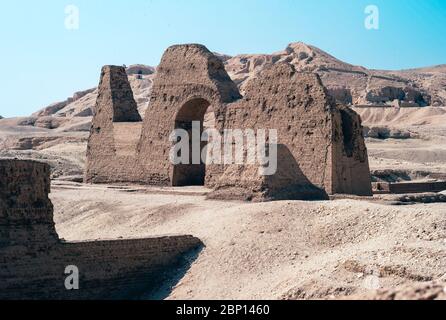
xmin=354 ymin=107 xmax=446 ymax=176
xmin=367 ymin=137 xmax=446 ymax=173
xmin=51 ymin=182 xmax=446 ymax=300
xmin=2 ymin=106 xmax=446 ymax=299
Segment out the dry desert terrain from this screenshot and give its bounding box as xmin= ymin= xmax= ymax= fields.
xmin=1 ymin=43 xmax=445 ymax=299
xmin=50 ymin=180 xmax=446 ymax=300
xmin=2 ymin=106 xmax=445 ymax=299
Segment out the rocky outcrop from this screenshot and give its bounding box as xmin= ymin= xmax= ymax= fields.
xmin=34 ymin=101 xmax=68 ymax=118
xmin=223 ymin=43 xmax=438 ymax=107
xmin=34 ymin=116 xmax=67 ymax=129
xmin=11 ymin=116 xmax=67 ymax=130
xmin=34 ymin=88 xmax=96 ymax=117
xmin=16 ymin=117 xmax=37 ymax=126
xmin=364 ymin=86 xmax=430 ymax=106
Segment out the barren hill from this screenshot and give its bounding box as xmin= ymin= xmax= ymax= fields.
xmin=33 ymin=65 xmax=156 ymax=125
xmin=225 ymin=43 xmax=443 ymax=107
xmin=19 ymin=42 xmax=445 ymax=133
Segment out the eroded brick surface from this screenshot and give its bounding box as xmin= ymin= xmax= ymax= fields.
xmin=0 ymin=160 xmax=201 ymax=299
xmin=85 ymin=44 xmax=372 ymax=200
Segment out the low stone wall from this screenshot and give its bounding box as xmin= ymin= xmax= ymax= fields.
xmin=373 ymin=181 xmax=446 ymax=194
xmin=389 ymin=181 xmax=446 ymax=194
xmin=0 ymin=160 xmax=201 ymax=300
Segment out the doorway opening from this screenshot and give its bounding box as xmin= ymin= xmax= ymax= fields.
xmin=171 ymin=98 xmax=215 ymax=186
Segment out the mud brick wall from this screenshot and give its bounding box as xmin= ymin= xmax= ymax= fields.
xmin=331 ymin=105 xmax=373 ymax=196
xmin=113 ymin=123 xmax=143 ymax=157
xmin=1 ymin=235 xmax=201 ymax=300
xmin=85 ymin=44 xmax=372 ymax=200
xmin=372 ymin=181 xmax=446 ymax=194
xmin=372 ymin=182 xmax=391 ymax=194
xmin=211 ymin=64 xmax=372 ymax=200
xmin=85 ymin=45 xmax=241 ymax=185
xmin=388 ymin=182 xmax=446 ymax=194
xmin=1 ymin=160 xmax=201 ymax=300
xmin=217 ymin=64 xmax=335 ymax=200
xmin=137 ymin=44 xmax=241 ymax=186
xmin=0 ymin=160 xmax=58 ymax=247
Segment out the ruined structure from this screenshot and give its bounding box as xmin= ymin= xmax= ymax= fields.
xmin=0 ymin=159 xmax=201 ymax=299
xmin=86 ymin=44 xmax=372 ymax=200
xmin=373 ymin=181 xmax=446 ymax=194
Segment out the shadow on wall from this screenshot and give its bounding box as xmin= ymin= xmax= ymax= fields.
xmin=265 ymin=144 xmax=329 ymax=201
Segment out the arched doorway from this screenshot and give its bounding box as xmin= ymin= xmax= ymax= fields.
xmin=171 ymin=98 xmax=214 ymax=186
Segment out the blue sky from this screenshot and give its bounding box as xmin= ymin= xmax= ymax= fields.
xmin=1 ymin=0 xmax=445 ymax=117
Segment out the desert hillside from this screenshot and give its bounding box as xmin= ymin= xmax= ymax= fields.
xmin=354 ymin=107 xmax=446 ymax=181
xmin=7 ymin=42 xmax=446 ymax=134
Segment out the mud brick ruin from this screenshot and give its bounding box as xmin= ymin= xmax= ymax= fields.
xmin=373 ymin=181 xmax=446 ymax=194
xmin=0 ymin=159 xmax=201 ymax=299
xmin=86 ymin=44 xmax=372 ymax=200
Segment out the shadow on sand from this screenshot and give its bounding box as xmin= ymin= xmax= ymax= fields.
xmin=140 ymin=244 xmax=205 ymax=300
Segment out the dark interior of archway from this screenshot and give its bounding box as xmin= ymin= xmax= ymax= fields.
xmin=172 ymin=98 xmax=212 ymax=187
xmin=340 ymin=109 xmax=354 ymax=157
